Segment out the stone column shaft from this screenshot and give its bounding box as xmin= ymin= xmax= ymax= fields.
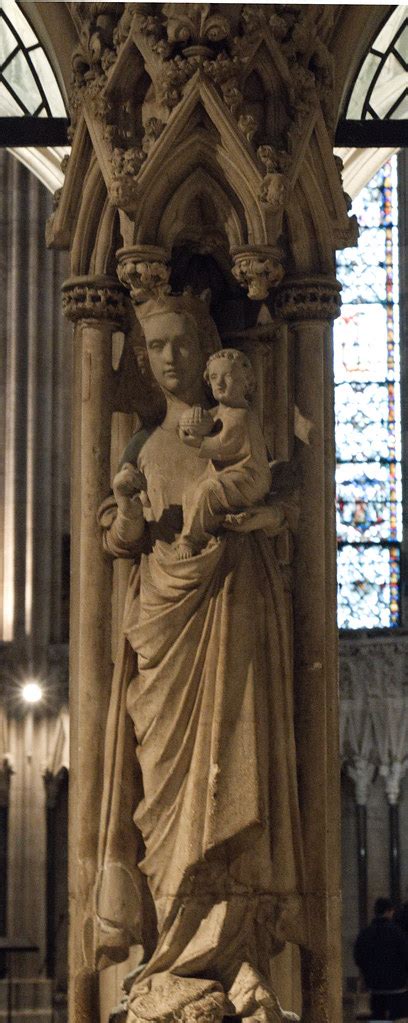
xmin=356 ymin=804 xmax=368 ymax=930
xmin=389 ymin=803 xmax=401 ymax=905
xmin=63 ymin=277 xmax=127 ymax=1023
xmin=0 ymin=151 xmax=70 ymax=660
xmin=276 ymin=276 xmax=341 ymax=1023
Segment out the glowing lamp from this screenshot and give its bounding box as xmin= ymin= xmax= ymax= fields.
xmin=22 ymin=681 xmax=43 ymax=704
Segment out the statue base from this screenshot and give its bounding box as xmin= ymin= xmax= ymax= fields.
xmin=108 ymin=963 xmax=300 ymax=1023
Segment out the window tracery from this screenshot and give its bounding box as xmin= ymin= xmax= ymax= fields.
xmin=346 ymin=7 xmax=408 ymax=122
xmin=0 ymin=0 xmax=65 ymax=117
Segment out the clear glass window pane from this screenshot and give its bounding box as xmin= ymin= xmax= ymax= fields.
xmin=394 ymin=23 xmax=408 ymax=61
xmin=29 ymin=48 xmax=66 ymax=116
xmin=0 ymin=16 xmax=18 ymax=63
xmin=387 ymin=91 xmax=408 ymax=120
xmin=346 ymin=8 xmax=408 ymax=121
xmin=3 ymin=50 xmax=41 ymax=112
xmin=0 ymin=0 xmax=66 ymax=118
xmin=0 ymin=0 xmax=37 ymax=46
xmin=0 ymin=77 xmax=22 ymax=114
xmin=347 ymin=53 xmax=381 ymax=119
xmin=375 ymin=7 xmax=407 ymax=55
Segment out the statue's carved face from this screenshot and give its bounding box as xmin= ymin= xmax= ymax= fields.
xmin=207 ymin=356 xmax=249 ymax=407
xmin=143 ymin=312 xmax=205 ymax=400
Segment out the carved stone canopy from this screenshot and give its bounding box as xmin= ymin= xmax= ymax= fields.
xmin=49 ymin=3 xmax=355 ymax=306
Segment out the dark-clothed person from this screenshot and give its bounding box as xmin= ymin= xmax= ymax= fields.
xmin=395 ymin=902 xmax=408 ymax=936
xmin=354 ymin=898 xmax=408 ymax=1020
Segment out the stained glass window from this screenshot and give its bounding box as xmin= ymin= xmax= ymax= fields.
xmin=0 ymin=0 xmax=66 ymax=117
xmin=335 ymin=155 xmax=402 ymax=629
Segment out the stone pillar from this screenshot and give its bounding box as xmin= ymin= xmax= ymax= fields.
xmin=0 ymin=151 xmax=71 ymax=991
xmin=380 ymin=763 xmax=406 ymax=906
xmin=0 ymin=708 xmax=13 ymax=966
xmin=43 ymin=768 xmax=69 ymax=984
xmin=389 ymin=804 xmax=400 ymax=906
xmin=0 ymin=150 xmax=70 ymax=664
xmin=62 ymin=277 xmax=127 ymax=1023
xmin=344 ymin=758 xmax=376 ymax=930
xmin=274 ymin=275 xmax=342 ymax=1023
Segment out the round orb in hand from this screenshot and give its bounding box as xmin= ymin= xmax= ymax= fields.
xmin=179 ymin=407 xmax=213 ymax=437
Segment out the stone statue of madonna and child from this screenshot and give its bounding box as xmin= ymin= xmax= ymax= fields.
xmin=96 ymin=290 xmax=305 ymax=1023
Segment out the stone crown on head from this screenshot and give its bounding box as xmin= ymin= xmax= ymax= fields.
xmin=135 ymin=289 xmax=221 ymax=359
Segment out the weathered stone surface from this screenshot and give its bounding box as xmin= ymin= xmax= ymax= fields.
xmin=51 ymin=6 xmax=352 ymax=1022
xmin=97 ymin=293 xmax=304 ymax=1020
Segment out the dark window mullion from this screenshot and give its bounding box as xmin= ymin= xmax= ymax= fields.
xmin=0 ymin=45 xmax=20 ymax=75
xmin=23 ymin=49 xmax=52 ymax=116
xmin=363 ymin=24 xmax=408 ymax=120
xmin=0 ymin=72 xmax=29 ymax=114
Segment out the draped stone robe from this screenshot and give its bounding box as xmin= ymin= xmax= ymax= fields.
xmin=95 ymin=424 xmax=305 ymax=987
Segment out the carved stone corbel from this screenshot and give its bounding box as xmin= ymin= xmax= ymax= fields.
xmin=61 ymin=275 xmax=128 ymax=325
xmin=116 ymin=245 xmax=171 ymax=303
xmin=232 ymin=246 xmax=285 ymax=301
xmin=344 ymin=758 xmax=376 ymax=808
xmin=380 ymin=761 xmax=408 ymax=806
xmin=274 ymin=275 xmax=342 ymax=322
xmin=109 ymin=146 xmax=145 ymax=209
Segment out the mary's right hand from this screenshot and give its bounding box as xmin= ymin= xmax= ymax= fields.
xmin=104 ymin=463 xmax=147 ymax=556
xmin=113 ymin=462 xmax=147 ymax=502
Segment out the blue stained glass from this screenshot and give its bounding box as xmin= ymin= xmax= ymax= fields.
xmin=337 ymin=545 xmax=400 ymax=629
xmin=351 ymin=180 xmax=385 ymax=226
xmin=336 ymin=462 xmax=402 ymax=544
xmin=338 ymin=230 xmax=387 ymax=304
xmin=334 ymin=304 xmax=390 ymax=383
xmin=335 ymin=155 xmax=401 ymax=630
xmin=335 ymin=382 xmax=401 ymax=462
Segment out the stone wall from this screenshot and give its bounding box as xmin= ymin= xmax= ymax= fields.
xmin=340 ymin=632 xmax=408 ymax=985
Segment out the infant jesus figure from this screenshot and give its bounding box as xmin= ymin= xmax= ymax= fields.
xmin=177 ymin=348 xmax=273 ymax=560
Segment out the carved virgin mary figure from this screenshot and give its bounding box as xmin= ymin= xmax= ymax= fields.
xmin=96 ymin=292 xmax=305 ymax=1023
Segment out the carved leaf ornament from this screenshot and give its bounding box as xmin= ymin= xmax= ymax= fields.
xmin=59 ymin=4 xmax=355 ymax=299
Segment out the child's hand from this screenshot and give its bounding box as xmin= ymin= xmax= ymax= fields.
xmin=179 ymin=431 xmax=202 ymax=448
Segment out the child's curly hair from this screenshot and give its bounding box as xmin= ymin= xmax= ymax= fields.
xmin=204 ymin=348 xmax=256 ymax=401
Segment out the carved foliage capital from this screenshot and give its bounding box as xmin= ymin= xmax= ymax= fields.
xmin=380 ymin=762 xmax=408 ymax=806
xmin=274 ymin=276 xmax=342 ymax=322
xmin=108 ymin=146 xmax=145 ymax=209
xmin=232 ymin=247 xmax=284 ymax=301
xmin=62 ymin=276 xmax=128 ymax=324
xmin=257 ymin=146 xmax=290 ymax=212
xmin=116 ymin=246 xmax=171 ymax=303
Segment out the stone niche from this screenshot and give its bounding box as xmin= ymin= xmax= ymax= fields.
xmin=47 ymin=5 xmax=357 ymax=1023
